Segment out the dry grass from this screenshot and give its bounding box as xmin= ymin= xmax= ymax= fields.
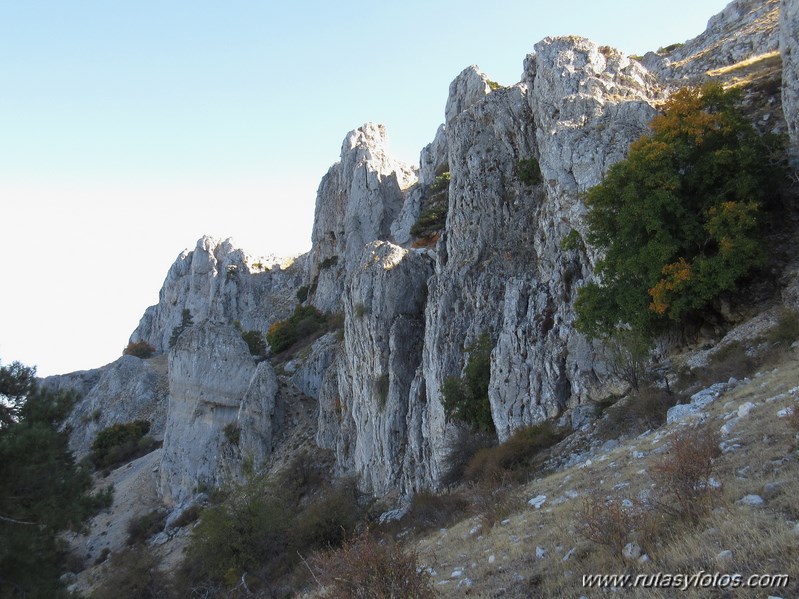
xmin=706 ymin=51 xmax=781 ymax=77
xmin=415 ymin=349 xmax=799 ymax=598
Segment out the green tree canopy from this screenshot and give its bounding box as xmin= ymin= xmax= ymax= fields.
xmin=441 ymin=333 xmax=495 ymax=433
xmin=0 ymin=360 xmax=99 ymax=597
xmin=576 ymin=83 xmax=785 ymax=338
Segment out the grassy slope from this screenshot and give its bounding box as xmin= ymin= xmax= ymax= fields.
xmin=415 ymin=350 xmax=799 ymax=598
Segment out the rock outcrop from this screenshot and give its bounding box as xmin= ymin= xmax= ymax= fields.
xmin=642 ymin=0 xmax=780 ymax=83
xmin=57 ymin=0 xmax=794 ymax=504
xmin=305 ymin=124 xmax=417 ymax=312
xmin=132 ymin=236 xmax=305 ymax=352
xmin=317 ymin=241 xmax=433 ymax=495
xmin=782 ymin=0 xmax=799 ymax=159
xmin=47 ymin=355 xmax=169 ymax=459
xmin=159 ymin=321 xmax=277 ymax=505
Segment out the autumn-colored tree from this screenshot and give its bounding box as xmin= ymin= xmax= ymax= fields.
xmin=576 ymin=83 xmax=785 ymax=338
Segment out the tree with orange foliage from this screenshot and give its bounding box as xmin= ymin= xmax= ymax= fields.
xmin=576 ymin=83 xmax=785 ymax=338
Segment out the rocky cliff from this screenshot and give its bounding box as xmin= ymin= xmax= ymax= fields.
xmin=52 ymin=0 xmax=797 ymax=506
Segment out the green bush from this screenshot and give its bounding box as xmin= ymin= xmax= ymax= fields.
xmin=320 ymin=255 xmax=339 ymax=269
xmin=374 ymin=374 xmax=389 ymax=408
xmin=122 ymin=340 xmax=155 ymax=359
xmin=266 ymin=305 xmax=331 ymax=354
xmin=576 ymin=83 xmax=786 ymax=339
xmin=223 ymin=422 xmax=240 ymax=446
xmin=411 ymin=171 xmax=450 ymax=241
xmin=296 ymin=285 xmax=309 ymax=302
xmin=90 ymin=420 xmax=154 ymax=469
xmin=441 ymin=333 xmax=494 ymax=433
xmin=169 ymin=308 xmax=194 ymax=348
xmin=240 ymin=329 xmax=266 ymax=356
xmin=91 ymin=547 xmax=173 ymax=599
xmin=177 ymin=471 xmax=364 ymax=595
xmin=518 ymin=157 xmax=542 ymax=185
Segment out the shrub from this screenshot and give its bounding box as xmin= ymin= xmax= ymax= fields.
xmin=559 ymin=228 xmax=584 ymax=251
xmin=177 ymin=465 xmax=363 ymax=595
xmin=518 ymin=157 xmax=542 ymax=185
xmin=123 ymin=340 xmax=155 ymax=359
xmin=169 ymin=308 xmax=194 ymax=348
xmin=464 ymin=422 xmax=563 ymax=485
xmin=398 ymin=490 xmax=470 ymax=532
xmin=577 ymin=492 xmax=646 ymax=558
xmin=223 ymin=422 xmax=240 ymax=446
xmin=440 ymin=426 xmax=495 ymax=486
xmin=312 ymin=531 xmax=435 ymax=599
xmin=576 ymin=83 xmax=786 ymax=338
xmin=90 ymin=420 xmax=154 ymax=469
xmin=598 ymin=386 xmax=677 ymax=440
xmin=240 ymin=329 xmax=266 ymax=356
xmin=181 ymin=482 xmax=294 ymax=587
xmin=374 ymin=374 xmax=389 ymax=408
xmin=602 ymin=328 xmax=653 ymax=392
xmin=650 ymin=425 xmax=721 ymax=522
xmin=441 ymin=333 xmax=495 ymax=433
xmin=126 ymin=509 xmax=166 ymax=546
xmin=767 ymin=308 xmax=799 ymax=346
xmin=91 ymin=547 xmax=173 ymax=599
xmin=296 ymin=285 xmax=309 ymax=302
xmin=411 ymin=171 xmax=450 ymax=241
xmin=291 ymin=481 xmax=361 ymax=552
xmin=266 ymin=305 xmax=330 ymax=354
xmin=320 ymin=255 xmax=339 ymax=269
xmin=172 ymin=504 xmax=201 ymax=528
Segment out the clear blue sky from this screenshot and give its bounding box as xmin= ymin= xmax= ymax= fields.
xmin=0 ymin=0 xmax=727 ymax=376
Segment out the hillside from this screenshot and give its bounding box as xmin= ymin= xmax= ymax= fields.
xmin=26 ymin=0 xmax=799 ymax=596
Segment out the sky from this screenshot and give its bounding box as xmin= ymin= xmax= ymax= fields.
xmin=0 ymin=0 xmax=728 ymax=377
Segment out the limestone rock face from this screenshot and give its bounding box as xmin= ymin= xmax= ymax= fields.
xmin=306 ymin=124 xmax=417 ymax=312
xmin=445 ymin=66 xmax=494 ymax=125
xmin=67 ymin=0 xmax=791 ymax=504
xmin=159 ymin=321 xmax=277 ymax=505
xmin=132 ymin=236 xmax=305 ymax=352
xmin=642 ymin=0 xmax=780 ymax=82
xmin=317 ymin=241 xmax=433 ymax=495
xmin=288 ymin=332 xmax=339 ymax=400
xmin=48 ymin=355 xmax=169 ymax=459
xmin=782 ymin=0 xmax=799 ymax=158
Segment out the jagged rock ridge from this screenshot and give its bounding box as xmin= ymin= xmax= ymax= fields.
xmin=51 ymin=0 xmax=797 ymax=507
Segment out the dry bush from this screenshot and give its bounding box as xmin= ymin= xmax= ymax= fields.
xmin=465 ymin=485 xmax=521 ymax=528
xmin=403 ymin=490 xmax=470 ymax=531
xmin=650 ymin=425 xmax=721 ymax=521
xmin=598 ymin=386 xmax=678 ymax=439
xmin=787 ymin=404 xmax=799 ymax=434
xmin=312 ymin=531 xmax=435 ymax=599
xmin=576 ymin=492 xmax=647 ymax=558
xmin=703 ymin=340 xmax=760 ymax=383
xmin=464 ymin=422 xmax=563 ymax=487
xmin=122 ymin=340 xmax=156 ymax=359
xmin=767 ymin=308 xmax=799 ymax=346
